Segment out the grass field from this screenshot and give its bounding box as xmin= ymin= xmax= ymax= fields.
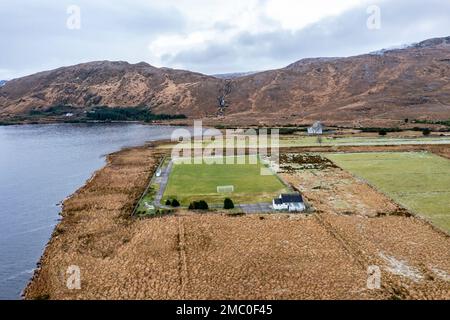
xmin=158 ymin=135 xmax=450 ymax=149
xmin=278 ymin=136 xmax=450 ymax=147
xmin=326 ymin=152 xmax=450 ymax=232
xmin=163 ymin=155 xmax=288 ymax=206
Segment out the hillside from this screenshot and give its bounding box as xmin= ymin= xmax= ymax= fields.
xmin=222 ymin=37 xmax=450 ymax=126
xmin=1 ymin=36 xmax=450 ymax=126
xmin=0 ymin=61 xmax=223 ymax=119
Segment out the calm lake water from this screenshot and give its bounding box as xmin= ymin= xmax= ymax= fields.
xmin=0 ymin=123 xmax=181 ymax=299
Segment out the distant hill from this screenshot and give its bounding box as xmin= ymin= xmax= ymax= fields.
xmin=0 ymin=61 xmax=222 ymax=119
xmin=1 ymin=36 xmax=450 ymax=126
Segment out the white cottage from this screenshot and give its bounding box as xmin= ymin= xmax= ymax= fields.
xmin=307 ymin=121 xmax=323 ymax=135
xmin=272 ymin=193 xmax=306 ymax=212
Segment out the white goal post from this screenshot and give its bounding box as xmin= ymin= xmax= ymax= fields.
xmin=217 ymin=185 xmax=234 ymax=193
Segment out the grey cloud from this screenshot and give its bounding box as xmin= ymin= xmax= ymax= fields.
xmin=1 ymin=0 xmax=450 ymax=78
xmin=164 ymin=0 xmax=450 ymax=74
xmin=0 ymin=0 xmax=185 ymax=78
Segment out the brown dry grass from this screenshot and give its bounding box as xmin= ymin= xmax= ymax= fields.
xmin=317 ymin=213 xmax=450 ymax=299
xmin=279 ymin=153 xmax=450 ymax=299
xmin=24 ymin=145 xmax=450 ymax=300
xmin=24 ymin=145 xmax=167 ymax=299
xmin=429 ymin=145 xmax=450 ymax=160
xmin=281 ymin=167 xmax=401 ymax=217
xmin=179 ymin=214 xmax=383 ymax=300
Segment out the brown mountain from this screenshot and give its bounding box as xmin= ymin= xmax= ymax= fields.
xmin=1 ymin=36 xmax=450 ymax=126
xmin=0 ymin=61 xmax=223 ymax=119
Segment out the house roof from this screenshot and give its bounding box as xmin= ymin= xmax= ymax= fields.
xmin=280 ymin=193 xmax=303 ymax=203
xmin=311 ymin=121 xmax=323 ymax=129
xmin=273 ymin=198 xmax=283 ymax=205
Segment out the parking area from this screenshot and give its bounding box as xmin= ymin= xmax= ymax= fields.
xmin=239 ymin=203 xmax=274 ymax=214
xmin=154 ymin=160 xmax=173 ymax=206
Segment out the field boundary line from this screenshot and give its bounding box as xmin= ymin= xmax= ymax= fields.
xmin=326 ymin=155 xmax=450 ymax=237
xmin=324 ymin=154 xmax=418 ymax=212
xmin=313 ymin=212 xmax=414 ymax=299
xmin=258 ymin=154 xmax=293 ymax=192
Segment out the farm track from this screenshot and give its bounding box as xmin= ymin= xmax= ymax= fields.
xmin=313 ymin=213 xmax=412 ymax=299
xmin=313 ymin=214 xmax=366 ymax=268
xmin=177 ymin=217 xmax=188 ymax=298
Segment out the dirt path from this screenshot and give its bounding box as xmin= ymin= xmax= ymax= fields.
xmin=177 ymin=217 xmax=188 ymax=298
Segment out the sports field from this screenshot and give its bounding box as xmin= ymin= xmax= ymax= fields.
xmin=163 ymin=156 xmax=288 ymax=206
xmin=326 ymin=152 xmax=450 ymax=232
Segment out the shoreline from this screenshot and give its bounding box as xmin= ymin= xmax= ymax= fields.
xmin=22 ymin=155 xmax=107 ymax=299
xmin=0 ymin=119 xmax=188 ymax=127
xmin=0 ymin=123 xmax=181 ymax=300
xmin=23 ymin=143 xmax=166 ymax=299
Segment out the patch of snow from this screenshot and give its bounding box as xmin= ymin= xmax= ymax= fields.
xmin=369 ymin=43 xmax=414 ymax=56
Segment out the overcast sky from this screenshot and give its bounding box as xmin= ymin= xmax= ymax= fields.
xmin=1 ymin=0 xmax=450 ymax=79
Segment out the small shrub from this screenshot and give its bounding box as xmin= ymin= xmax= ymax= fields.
xmin=422 ymin=128 xmax=431 ymax=136
xmin=188 ymin=200 xmax=209 ymax=210
xmin=197 ymin=200 xmax=209 ymax=210
xmin=171 ymin=199 xmax=180 ymax=207
xmin=165 ymin=199 xmax=172 ymax=206
xmin=224 ymin=198 xmax=235 ymax=210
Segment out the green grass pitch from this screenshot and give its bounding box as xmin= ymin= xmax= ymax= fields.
xmin=326 ymin=152 xmax=450 ymax=232
xmin=163 ymin=155 xmax=288 ymax=206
